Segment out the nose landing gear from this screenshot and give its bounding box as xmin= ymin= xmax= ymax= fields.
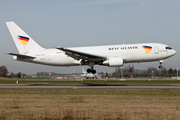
xmin=159 ymin=60 xmax=164 ymax=69
xmin=159 ymin=65 xmax=162 ymax=69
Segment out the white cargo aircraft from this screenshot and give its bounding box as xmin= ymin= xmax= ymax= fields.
xmin=6 ymin=22 xmax=176 ymax=74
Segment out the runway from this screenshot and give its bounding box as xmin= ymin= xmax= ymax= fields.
xmin=0 ymin=84 xmax=180 ymax=89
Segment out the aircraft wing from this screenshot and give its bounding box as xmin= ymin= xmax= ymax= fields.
xmin=6 ymin=52 xmax=36 ymax=59
xmin=56 ymin=47 xmax=106 ymax=62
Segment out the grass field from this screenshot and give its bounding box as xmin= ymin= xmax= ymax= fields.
xmin=1 ymin=89 xmax=180 ymax=120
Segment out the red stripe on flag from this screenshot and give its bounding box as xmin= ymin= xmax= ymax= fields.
xmin=18 ymin=38 xmax=29 ymax=42
xmin=143 ymin=47 xmax=152 ymax=50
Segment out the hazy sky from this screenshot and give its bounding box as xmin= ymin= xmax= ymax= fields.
xmin=0 ymin=0 xmax=180 ymax=74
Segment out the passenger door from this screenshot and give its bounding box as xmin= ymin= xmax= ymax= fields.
xmin=154 ymin=46 xmax=159 ymax=54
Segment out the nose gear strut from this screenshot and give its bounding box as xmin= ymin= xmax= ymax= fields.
xmin=159 ymin=60 xmax=164 ymax=69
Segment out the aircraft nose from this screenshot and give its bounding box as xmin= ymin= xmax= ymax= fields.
xmin=173 ymin=49 xmax=176 ymax=55
xmin=171 ymin=49 xmax=176 ymax=56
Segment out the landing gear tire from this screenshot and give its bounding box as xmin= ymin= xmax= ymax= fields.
xmin=87 ymin=68 xmax=91 ymax=73
xmin=158 ymin=60 xmax=164 ymax=69
xmin=159 ymin=65 xmax=162 ymax=69
xmin=87 ymin=68 xmax=96 ymax=74
xmin=92 ymin=70 xmax=96 ymax=74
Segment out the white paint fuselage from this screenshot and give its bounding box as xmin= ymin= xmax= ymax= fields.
xmin=13 ymin=43 xmax=175 ymax=66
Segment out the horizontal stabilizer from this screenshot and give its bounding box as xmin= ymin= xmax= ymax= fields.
xmin=6 ymin=52 xmax=36 ymax=59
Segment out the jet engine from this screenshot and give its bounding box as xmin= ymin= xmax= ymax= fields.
xmin=103 ymin=57 xmax=123 ymax=67
xmin=12 ymin=56 xmax=33 ymax=62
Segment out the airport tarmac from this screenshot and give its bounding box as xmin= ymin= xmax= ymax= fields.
xmin=0 ymin=84 xmax=180 ymax=89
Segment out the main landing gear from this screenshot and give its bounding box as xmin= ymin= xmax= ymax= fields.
xmin=87 ymin=67 xmax=96 ymax=74
xmin=159 ymin=60 xmax=164 ymax=69
xmin=87 ymin=61 xmax=96 ymax=74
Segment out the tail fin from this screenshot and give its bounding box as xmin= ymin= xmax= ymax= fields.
xmin=82 ymin=68 xmax=86 ymax=73
xmin=6 ymin=21 xmax=44 ymax=54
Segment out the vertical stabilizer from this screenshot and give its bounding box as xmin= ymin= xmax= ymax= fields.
xmin=6 ymin=21 xmax=44 ymax=54
xmin=82 ymin=68 xmax=86 ymax=74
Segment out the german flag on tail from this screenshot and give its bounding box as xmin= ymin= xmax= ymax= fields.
xmin=17 ymin=36 xmax=29 ymax=46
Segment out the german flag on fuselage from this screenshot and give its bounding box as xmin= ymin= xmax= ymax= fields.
xmin=142 ymin=46 xmax=152 ymax=54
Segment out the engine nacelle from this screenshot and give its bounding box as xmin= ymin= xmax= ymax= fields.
xmin=12 ymin=56 xmax=33 ymax=62
xmin=103 ymin=57 xmax=123 ymax=67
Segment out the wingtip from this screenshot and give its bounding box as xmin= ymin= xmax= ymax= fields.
xmin=56 ymin=47 xmax=64 ymax=50
xmin=5 ymin=52 xmax=10 ymax=54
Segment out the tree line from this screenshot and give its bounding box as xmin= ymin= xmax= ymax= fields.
xmin=113 ymin=65 xmax=179 ymax=78
xmin=0 ymin=65 xmax=179 ymax=78
xmin=0 ymin=65 xmax=26 ymax=78
xmin=0 ymin=65 xmax=8 ymax=77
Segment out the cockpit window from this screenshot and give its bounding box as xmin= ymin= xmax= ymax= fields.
xmin=166 ymin=47 xmax=172 ymax=50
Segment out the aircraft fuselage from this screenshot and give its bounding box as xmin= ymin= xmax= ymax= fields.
xmin=12 ymin=43 xmax=176 ymax=66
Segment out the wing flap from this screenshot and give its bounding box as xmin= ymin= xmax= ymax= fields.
xmin=56 ymin=47 xmax=106 ymax=61
xmin=6 ymin=52 xmax=36 ymax=59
